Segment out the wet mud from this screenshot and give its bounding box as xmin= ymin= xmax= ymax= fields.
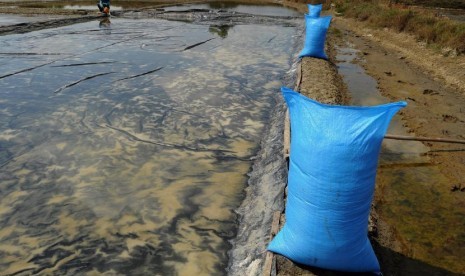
xmin=332 ymin=17 xmax=465 ymax=275
xmin=0 ymin=9 xmax=300 ymax=275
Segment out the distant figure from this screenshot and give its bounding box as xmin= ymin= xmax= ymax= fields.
xmin=97 ymin=0 xmax=111 ymax=15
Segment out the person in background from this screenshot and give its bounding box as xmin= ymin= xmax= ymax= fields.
xmin=97 ymin=0 xmax=111 ymax=15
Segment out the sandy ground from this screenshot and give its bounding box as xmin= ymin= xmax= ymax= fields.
xmin=332 ymin=16 xmax=465 ymax=186
xmin=331 ymin=16 xmax=465 ymax=276
xmin=1 ymin=2 xmax=465 ymax=275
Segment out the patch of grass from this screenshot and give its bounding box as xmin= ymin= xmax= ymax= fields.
xmin=328 ymin=27 xmax=343 ymax=38
xmin=348 ymin=2 xmax=380 ymax=21
xmin=333 ymin=0 xmax=465 ymax=54
xmin=374 ymin=8 xmax=414 ymax=31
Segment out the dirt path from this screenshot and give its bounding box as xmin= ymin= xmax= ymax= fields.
xmin=331 ymin=16 xmax=465 ymax=275
xmin=334 ymin=17 xmax=465 ymax=94
xmin=332 ymin=17 xmax=465 ymax=185
xmin=332 ymin=16 xmax=465 ymax=203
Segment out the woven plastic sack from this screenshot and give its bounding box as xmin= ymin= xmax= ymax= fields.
xmin=299 ymin=15 xmax=332 ymax=60
xmin=307 ymin=3 xmax=323 ymax=18
xmin=268 ymin=87 xmax=407 ymax=273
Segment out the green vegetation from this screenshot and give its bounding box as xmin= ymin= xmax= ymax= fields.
xmin=333 ymin=0 xmax=465 ymax=54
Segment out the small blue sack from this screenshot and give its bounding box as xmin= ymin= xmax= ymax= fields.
xmin=267 ymin=87 xmax=407 ymax=273
xmin=299 ymin=15 xmax=332 ymax=60
xmin=307 ymin=3 xmax=323 ymax=18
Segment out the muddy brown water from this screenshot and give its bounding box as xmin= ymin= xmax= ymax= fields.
xmin=335 ymin=44 xmax=429 ymax=158
xmin=0 ymin=12 xmax=299 ymax=275
xmin=336 ymin=41 xmax=465 ymax=274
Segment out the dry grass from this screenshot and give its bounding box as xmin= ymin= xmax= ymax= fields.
xmin=334 ymin=0 xmax=465 ymax=54
xmin=396 ymin=0 xmax=465 ymax=9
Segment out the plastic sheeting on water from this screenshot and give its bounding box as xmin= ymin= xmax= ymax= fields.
xmin=299 ymin=15 xmax=331 ymax=60
xmin=307 ymin=3 xmax=323 ymax=18
xmin=268 ymin=87 xmax=407 ymax=273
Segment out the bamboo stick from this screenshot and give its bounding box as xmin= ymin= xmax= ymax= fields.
xmin=295 ymin=61 xmax=303 ymax=91
xmin=263 ymin=211 xmax=281 ymax=276
xmin=283 ymin=110 xmax=290 ymax=159
xmin=384 ymin=134 xmax=465 ymax=145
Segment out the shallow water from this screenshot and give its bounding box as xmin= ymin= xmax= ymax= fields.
xmin=64 ymin=5 xmax=123 ymax=11
xmin=336 ymin=43 xmax=465 ymax=273
xmin=9 ymin=1 xmax=301 ymax=18
xmin=0 ymin=17 xmax=297 ymax=275
xmin=336 ymin=44 xmax=428 ymax=159
xmin=0 ymin=14 xmax=61 ymax=26
xmin=163 ymin=3 xmax=301 ymax=17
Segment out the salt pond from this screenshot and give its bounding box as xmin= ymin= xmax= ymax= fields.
xmin=0 ymin=15 xmax=298 ymax=275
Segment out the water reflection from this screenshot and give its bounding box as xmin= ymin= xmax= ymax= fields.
xmin=209 ymin=25 xmax=231 ymax=39
xmin=64 ymin=5 xmax=123 ymax=11
xmin=99 ymin=17 xmax=111 ymax=34
xmin=163 ymin=3 xmax=301 ymax=17
xmin=0 ymin=18 xmax=296 ymax=274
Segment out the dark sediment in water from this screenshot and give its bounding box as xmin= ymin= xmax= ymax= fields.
xmin=226 ymin=92 xmax=288 ymax=275
xmin=226 ymin=26 xmax=303 ymax=276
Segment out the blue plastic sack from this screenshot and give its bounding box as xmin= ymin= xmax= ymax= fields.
xmin=299 ymin=15 xmax=332 ymax=60
xmin=268 ymin=87 xmax=407 ymax=273
xmin=307 ymin=3 xmax=323 ymax=18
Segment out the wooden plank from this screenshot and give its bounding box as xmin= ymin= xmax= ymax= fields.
xmin=385 ymin=134 xmax=465 ymax=144
xmin=283 ymin=58 xmax=302 ymax=160
xmin=263 ymin=211 xmax=282 ymax=276
xmin=263 ymin=251 xmax=274 ymax=276
xmin=283 ymin=110 xmax=290 ymax=159
xmin=294 ymin=61 xmax=302 ymax=92
xmin=270 ymin=211 xmax=281 ymax=237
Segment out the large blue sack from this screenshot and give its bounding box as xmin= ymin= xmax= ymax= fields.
xmin=307 ymin=3 xmax=323 ymax=18
xmin=268 ymin=87 xmax=407 ymax=273
xmin=299 ymin=15 xmax=332 ymax=60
